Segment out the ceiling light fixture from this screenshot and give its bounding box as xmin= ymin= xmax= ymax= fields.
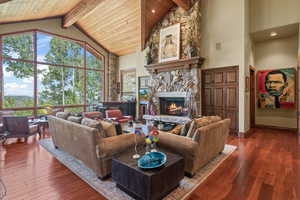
xmin=270 ymin=31 xmax=278 ymax=37
xmin=151 ymin=9 xmax=156 ymax=14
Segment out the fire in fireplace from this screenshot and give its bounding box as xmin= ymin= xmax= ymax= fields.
xmin=159 ymin=97 xmax=188 ymax=116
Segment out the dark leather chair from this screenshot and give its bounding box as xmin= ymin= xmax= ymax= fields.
xmin=105 ymin=109 xmax=133 ymax=123
xmin=3 ymin=116 xmax=40 ymax=139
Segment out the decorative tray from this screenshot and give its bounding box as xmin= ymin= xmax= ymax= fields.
xmin=137 ymin=152 xmax=167 ymax=169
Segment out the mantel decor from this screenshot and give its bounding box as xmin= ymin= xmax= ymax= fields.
xmin=145 ymin=56 xmax=204 ymax=73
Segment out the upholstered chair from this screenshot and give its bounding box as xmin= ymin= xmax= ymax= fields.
xmin=2 ymin=116 xmax=40 ymax=140
xmin=105 ymin=110 xmax=133 ymax=123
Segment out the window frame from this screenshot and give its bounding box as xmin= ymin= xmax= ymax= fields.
xmin=0 ymin=29 xmax=106 ymax=116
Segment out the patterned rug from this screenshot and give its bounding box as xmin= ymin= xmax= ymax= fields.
xmin=39 ymin=138 xmax=237 ymax=200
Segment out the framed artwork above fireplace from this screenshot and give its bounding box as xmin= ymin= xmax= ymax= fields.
xmin=159 ymin=23 xmax=180 ymax=63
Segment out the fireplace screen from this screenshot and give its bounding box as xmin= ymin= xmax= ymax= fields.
xmin=159 ymin=97 xmax=187 ymax=116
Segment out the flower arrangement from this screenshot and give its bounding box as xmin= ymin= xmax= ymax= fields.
xmin=144 ymin=126 xmax=160 ymax=153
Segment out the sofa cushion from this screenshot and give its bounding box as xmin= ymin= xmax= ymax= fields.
xmin=98 ymin=120 xmax=117 ymax=137
xmin=81 ymin=118 xmax=106 ymax=138
xmin=67 ymin=116 xmax=83 ymax=124
xmin=56 ymin=112 xmax=70 ymax=119
xmin=170 ymin=125 xmax=183 ymax=135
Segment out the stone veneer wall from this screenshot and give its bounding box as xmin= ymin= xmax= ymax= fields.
xmin=146 ymin=0 xmax=201 ymax=63
xmin=108 ymin=53 xmax=119 ymax=101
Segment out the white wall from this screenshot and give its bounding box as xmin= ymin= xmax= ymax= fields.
xmin=119 ymin=51 xmax=149 ymax=118
xmin=254 ymin=35 xmax=298 ymax=128
xmin=200 ymin=0 xmax=247 ymax=132
xmin=251 ymin=0 xmax=299 ymax=33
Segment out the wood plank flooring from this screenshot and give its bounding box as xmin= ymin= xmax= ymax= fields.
xmin=0 ymin=128 xmax=299 ymax=200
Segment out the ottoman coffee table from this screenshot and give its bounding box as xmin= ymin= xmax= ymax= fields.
xmin=112 ymin=147 xmax=184 ymax=200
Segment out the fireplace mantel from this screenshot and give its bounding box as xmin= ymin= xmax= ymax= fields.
xmin=145 ymin=56 xmax=205 ymax=73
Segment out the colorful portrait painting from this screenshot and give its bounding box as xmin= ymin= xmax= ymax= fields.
xmin=257 ymin=68 xmax=295 ymax=109
xmin=159 ymin=24 xmax=180 ymax=63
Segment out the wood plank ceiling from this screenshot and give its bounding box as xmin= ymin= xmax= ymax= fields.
xmin=0 ymin=0 xmax=82 ymax=23
xmin=0 ymin=0 xmax=190 ymax=56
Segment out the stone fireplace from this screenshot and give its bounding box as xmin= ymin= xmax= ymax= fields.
xmin=143 ymin=57 xmax=204 ymax=124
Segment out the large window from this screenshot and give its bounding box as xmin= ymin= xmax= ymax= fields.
xmin=0 ymin=30 xmax=105 ymax=116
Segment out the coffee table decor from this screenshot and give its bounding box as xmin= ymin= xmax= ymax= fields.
xmin=144 ymin=125 xmax=160 ymax=153
xmin=132 ymin=124 xmax=143 ymax=159
xmin=137 ymin=151 xmax=167 ymax=169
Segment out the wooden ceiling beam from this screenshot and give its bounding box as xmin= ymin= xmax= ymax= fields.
xmin=171 ymin=0 xmax=190 ymax=11
xmin=63 ymin=0 xmax=104 ymax=28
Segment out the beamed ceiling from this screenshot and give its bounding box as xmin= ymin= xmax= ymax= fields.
xmin=0 ymin=0 xmax=191 ymax=56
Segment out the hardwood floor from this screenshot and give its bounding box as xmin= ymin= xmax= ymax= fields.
xmin=0 ymin=128 xmax=299 ymax=200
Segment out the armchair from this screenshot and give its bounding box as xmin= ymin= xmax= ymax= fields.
xmin=105 ymin=109 xmax=133 ymax=123
xmin=83 ymin=111 xmax=103 ymax=120
xmin=3 ymin=116 xmax=41 ymax=140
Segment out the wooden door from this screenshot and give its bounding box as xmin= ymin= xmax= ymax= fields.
xmin=202 ymin=66 xmax=239 ymax=134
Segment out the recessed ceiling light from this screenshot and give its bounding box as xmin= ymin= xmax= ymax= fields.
xmin=151 ymin=9 xmax=156 ymax=14
xmin=270 ymin=32 xmax=278 ymax=37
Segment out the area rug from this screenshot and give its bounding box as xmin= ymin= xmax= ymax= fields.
xmin=39 ymin=138 xmax=237 ymax=200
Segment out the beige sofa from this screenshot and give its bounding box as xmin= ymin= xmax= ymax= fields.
xmin=48 ymin=116 xmax=142 ymax=179
xmin=158 ymin=118 xmax=231 ymax=177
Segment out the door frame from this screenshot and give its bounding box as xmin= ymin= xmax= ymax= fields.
xmin=249 ymin=66 xmax=256 ymax=129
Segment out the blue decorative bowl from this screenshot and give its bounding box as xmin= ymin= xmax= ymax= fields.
xmin=138 ymin=152 xmax=167 ymax=169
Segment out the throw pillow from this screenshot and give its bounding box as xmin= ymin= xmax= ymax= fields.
xmin=180 ymin=121 xmax=192 ymax=136
xmin=170 ymin=125 xmax=183 ymax=135
xmin=67 ymin=116 xmax=82 ymax=124
xmin=194 ymin=117 xmax=211 ymax=128
xmin=206 ymin=116 xmax=221 ymax=123
xmin=192 ymin=128 xmax=201 ymax=142
xmin=70 ymin=112 xmax=82 ymax=117
xmin=81 ymin=118 xmax=106 ymax=138
xmin=186 ymin=120 xmax=197 ymax=138
xmin=98 ymin=120 xmax=117 ymax=137
xmin=56 ymin=112 xmax=70 ymax=120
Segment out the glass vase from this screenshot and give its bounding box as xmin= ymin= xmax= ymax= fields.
xmin=145 ymin=143 xmax=151 ymax=154
xmin=151 ymin=143 xmax=158 ymax=152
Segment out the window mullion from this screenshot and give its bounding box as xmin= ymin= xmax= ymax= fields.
xmin=33 ymin=31 xmax=37 ymax=117
xmin=84 ymin=44 xmax=87 ymax=112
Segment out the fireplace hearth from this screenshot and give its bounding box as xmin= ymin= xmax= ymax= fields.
xmin=159 ymin=97 xmax=188 ymax=116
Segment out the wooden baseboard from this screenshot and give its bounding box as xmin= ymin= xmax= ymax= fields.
xmin=255 ymin=124 xmax=297 ymax=132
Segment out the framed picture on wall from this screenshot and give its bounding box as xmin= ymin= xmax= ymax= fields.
xmin=138 ymin=76 xmax=150 ymax=104
xmin=120 ymin=69 xmax=136 ymax=101
xmin=257 ymin=68 xmax=295 ymax=109
xmin=159 ymin=23 xmax=180 ymax=63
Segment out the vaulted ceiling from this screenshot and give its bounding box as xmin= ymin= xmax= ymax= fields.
xmin=0 ymin=0 xmax=191 ymax=56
